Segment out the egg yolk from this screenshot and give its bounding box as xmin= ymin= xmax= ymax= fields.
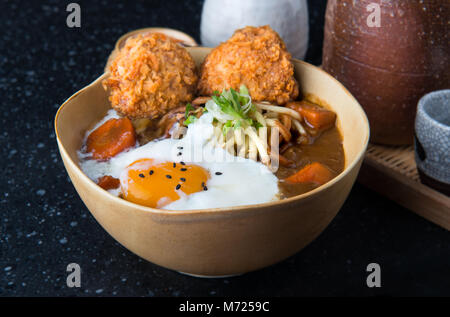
xmin=120 ymin=159 xmax=210 ymax=208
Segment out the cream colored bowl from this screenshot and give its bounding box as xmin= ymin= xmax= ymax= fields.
xmin=55 ymin=47 xmax=369 ymax=277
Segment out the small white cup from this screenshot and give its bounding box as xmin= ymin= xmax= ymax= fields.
xmin=200 ymin=0 xmax=309 ymax=60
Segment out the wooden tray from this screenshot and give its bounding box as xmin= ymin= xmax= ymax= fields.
xmin=357 ymin=144 xmax=450 ymax=230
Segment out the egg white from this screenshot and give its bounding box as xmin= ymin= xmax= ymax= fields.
xmin=78 ymin=111 xmax=280 ymax=210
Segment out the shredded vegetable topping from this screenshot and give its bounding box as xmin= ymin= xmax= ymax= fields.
xmin=179 ymin=85 xmax=308 ymax=168
xmin=208 ymin=86 xmax=259 ymax=132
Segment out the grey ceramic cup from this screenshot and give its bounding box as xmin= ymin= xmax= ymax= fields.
xmin=414 ymin=89 xmax=450 ymax=195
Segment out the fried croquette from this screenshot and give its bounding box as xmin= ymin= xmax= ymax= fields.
xmin=198 ymin=25 xmax=299 ymax=105
xmin=103 ymin=33 xmax=198 ymax=119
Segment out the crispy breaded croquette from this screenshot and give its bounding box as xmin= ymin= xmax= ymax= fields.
xmin=103 ymin=33 xmax=198 ymax=119
xmin=198 ymin=25 xmax=299 ymax=105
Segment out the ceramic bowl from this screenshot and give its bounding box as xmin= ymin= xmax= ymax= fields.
xmin=55 ymin=47 xmax=369 ymax=277
xmin=415 ymin=89 xmax=450 ymax=196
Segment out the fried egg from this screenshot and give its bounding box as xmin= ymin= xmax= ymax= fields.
xmin=79 ymin=111 xmax=280 ymax=210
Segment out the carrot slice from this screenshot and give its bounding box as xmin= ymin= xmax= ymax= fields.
xmin=86 ymin=118 xmax=136 ymax=160
xmin=97 ymin=175 xmax=120 ymax=190
xmin=284 ymin=162 xmax=334 ymax=185
xmin=286 ymin=101 xmax=336 ymax=131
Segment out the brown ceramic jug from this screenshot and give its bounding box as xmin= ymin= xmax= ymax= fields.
xmin=322 ymin=0 xmax=449 ymax=145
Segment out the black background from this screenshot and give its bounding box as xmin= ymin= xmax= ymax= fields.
xmin=0 ymin=0 xmax=448 ymax=297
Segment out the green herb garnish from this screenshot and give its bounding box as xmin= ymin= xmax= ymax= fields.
xmin=185 ymin=103 xmax=194 ymax=119
xmin=183 ymin=85 xmax=263 ymax=131
xmin=184 ymin=115 xmax=197 ymax=126
xmin=183 ymin=103 xmax=199 ymax=126
xmin=207 ymin=85 xmax=260 ymax=135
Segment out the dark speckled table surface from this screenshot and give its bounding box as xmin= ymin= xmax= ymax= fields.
xmin=0 ymin=0 xmax=448 ymax=297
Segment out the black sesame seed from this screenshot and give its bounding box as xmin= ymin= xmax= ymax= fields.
xmin=215 ymin=172 xmax=223 ymax=175
xmin=203 ymin=186 xmax=208 ymax=191
xmin=180 ymin=161 xmax=186 ymax=165
xmin=177 ymin=152 xmax=182 ymax=156
xmin=173 ymin=163 xmax=176 ymax=168
xmin=176 ymin=184 xmax=181 ymax=190
xmin=177 ymin=146 xmax=183 ymax=150
xmin=139 ymin=173 xmax=145 ymax=178
xmin=166 ymin=175 xmax=172 ymax=179
xmin=201 ymin=182 xmax=205 ymax=187
xmin=180 ymin=168 xmax=187 ymax=171
xmin=180 ymin=178 xmax=186 ymax=182
xmin=149 ymin=170 xmax=154 ymax=175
